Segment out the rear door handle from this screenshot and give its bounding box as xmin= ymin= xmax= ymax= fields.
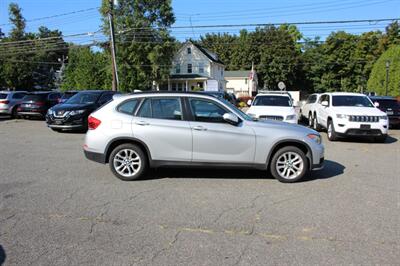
xmin=135 ymin=121 xmax=150 ymax=126
xmin=192 ymin=126 xmax=207 ymax=131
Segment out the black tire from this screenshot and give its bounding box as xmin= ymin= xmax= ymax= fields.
xmin=375 ymin=134 xmax=387 ymax=143
xmin=109 ymin=143 xmax=148 ymax=181
xmin=313 ymin=114 xmax=322 ymax=131
xmin=308 ymin=113 xmax=313 ymax=127
xmin=327 ymin=120 xmax=338 ymax=141
xmin=11 ymin=107 xmax=19 ymax=119
xmin=270 ymin=146 xmax=308 ymax=183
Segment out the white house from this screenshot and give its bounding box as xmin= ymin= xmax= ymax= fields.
xmin=168 ymin=41 xmax=226 ymax=92
xmin=224 ymin=69 xmax=258 ymax=97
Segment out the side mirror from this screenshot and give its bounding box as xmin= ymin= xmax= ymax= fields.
xmin=374 ymin=102 xmax=380 ymax=108
xmin=223 ymin=113 xmax=240 ymax=126
xmin=321 ymin=101 xmax=329 ymax=107
xmin=247 ymin=99 xmax=252 ymax=106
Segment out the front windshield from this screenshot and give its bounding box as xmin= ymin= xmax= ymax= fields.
xmin=332 ymin=96 xmax=373 ymax=107
xmin=253 ymin=96 xmax=292 ymax=107
xmin=65 ymin=92 xmax=100 ymax=104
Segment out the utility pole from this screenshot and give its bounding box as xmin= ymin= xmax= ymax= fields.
xmin=108 ymin=0 xmax=119 ymax=91
xmin=385 ymin=60 xmax=390 ymax=96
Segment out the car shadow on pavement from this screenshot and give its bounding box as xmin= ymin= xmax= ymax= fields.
xmin=337 ymin=134 xmax=398 ymax=144
xmin=145 ymin=159 xmax=344 ymax=183
xmin=0 ymin=245 xmax=5 ymax=266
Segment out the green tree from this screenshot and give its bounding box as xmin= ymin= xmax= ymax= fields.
xmin=100 ymin=0 xmax=176 ymax=92
xmin=367 ymin=45 xmax=400 ymax=96
xmin=61 ymin=46 xmax=111 ymax=91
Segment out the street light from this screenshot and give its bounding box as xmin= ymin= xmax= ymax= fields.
xmin=385 ymin=60 xmax=390 ymax=96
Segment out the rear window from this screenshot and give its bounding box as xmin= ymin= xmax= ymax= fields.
xmin=23 ymin=94 xmax=47 ymax=101
xmin=0 ymin=93 xmax=7 ymax=99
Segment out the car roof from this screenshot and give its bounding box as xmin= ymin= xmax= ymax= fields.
xmin=115 ymin=91 xmax=221 ymax=101
xmin=0 ymin=90 xmax=27 ymax=93
xmin=322 ymin=92 xmax=367 ymax=96
xmin=256 ymin=93 xmax=291 ymax=97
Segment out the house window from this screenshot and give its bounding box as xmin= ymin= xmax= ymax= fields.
xmin=199 ymin=63 xmax=204 ymax=74
xmin=187 ymin=63 xmax=192 ymax=73
xmin=187 ymin=47 xmax=191 ymax=54
xmin=175 ymin=64 xmax=180 ymax=74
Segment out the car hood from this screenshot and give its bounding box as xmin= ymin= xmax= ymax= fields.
xmin=51 ymin=103 xmax=96 ymax=112
xmin=247 ymin=106 xmax=296 ymax=116
xmin=247 ymin=119 xmax=317 ymax=135
xmin=331 ymin=107 xmax=386 ymax=116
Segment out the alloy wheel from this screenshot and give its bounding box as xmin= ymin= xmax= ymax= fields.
xmin=275 ymin=152 xmax=304 ymax=180
xmin=113 ymin=149 xmax=141 ymax=178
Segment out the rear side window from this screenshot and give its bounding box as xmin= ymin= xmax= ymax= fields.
xmin=48 ymin=93 xmax=61 ymax=100
xmin=137 ymin=98 xmax=182 ymax=120
xmin=0 ymin=93 xmax=8 ymax=99
xmin=98 ymin=93 xmax=113 ymax=105
xmin=12 ymin=93 xmax=26 ymax=99
xmin=307 ymin=95 xmax=317 ymax=104
xmin=117 ymin=99 xmax=139 ymax=114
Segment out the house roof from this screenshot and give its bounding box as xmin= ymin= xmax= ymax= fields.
xmin=189 ymin=41 xmax=225 ymax=65
xmin=224 ymin=71 xmax=251 ymax=78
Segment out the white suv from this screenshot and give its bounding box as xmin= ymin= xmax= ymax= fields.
xmin=313 ymin=92 xmax=389 ymax=142
xmin=300 ymin=93 xmax=320 ymax=127
xmin=246 ymin=92 xmax=298 ymax=123
xmin=83 ymin=92 xmax=324 ymax=183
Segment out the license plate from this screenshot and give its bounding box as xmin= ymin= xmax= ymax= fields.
xmin=360 ymin=124 xmax=371 ymax=129
xmin=54 ymin=120 xmax=63 ymax=125
xmin=387 ymin=111 xmax=393 ymax=115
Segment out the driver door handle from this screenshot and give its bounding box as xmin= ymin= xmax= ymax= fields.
xmin=135 ymin=121 xmax=150 ymax=126
xmin=192 ymin=126 xmax=207 ymax=131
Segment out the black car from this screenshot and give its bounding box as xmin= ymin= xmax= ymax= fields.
xmin=58 ymin=91 xmax=79 ymax=104
xmin=46 ymin=90 xmax=119 ymax=132
xmin=17 ymin=91 xmax=61 ymax=119
xmin=370 ymin=96 xmax=400 ymax=128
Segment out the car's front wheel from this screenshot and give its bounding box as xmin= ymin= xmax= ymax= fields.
xmin=327 ymin=120 xmax=338 ymax=141
xmin=109 ymin=144 xmax=147 ymax=181
xmin=270 ymin=146 xmax=308 ymax=183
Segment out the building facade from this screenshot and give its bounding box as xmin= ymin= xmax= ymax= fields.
xmin=168 ymin=41 xmax=226 ymax=92
xmin=225 ymin=70 xmax=258 ymax=97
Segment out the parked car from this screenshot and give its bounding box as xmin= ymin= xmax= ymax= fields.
xmin=0 ymin=90 xmax=27 ymax=118
xmin=83 ymin=92 xmax=324 ymax=183
xmin=246 ymin=91 xmax=298 ymax=123
xmin=300 ymin=93 xmax=321 ymax=127
xmin=369 ymin=96 xmax=400 ymax=128
xmin=313 ymin=92 xmax=389 ymax=142
xmin=17 ymin=91 xmax=61 ymax=119
xmin=58 ymin=91 xmax=79 ymax=104
xmin=46 ymin=90 xmax=119 ymax=132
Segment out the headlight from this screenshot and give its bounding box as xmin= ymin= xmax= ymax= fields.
xmin=47 ymin=109 xmax=53 ymax=115
xmin=307 ymin=133 xmax=321 ymax=144
xmin=69 ymin=110 xmax=85 ymax=116
xmin=286 ymin=114 xmax=297 ymax=120
xmin=336 ymin=114 xmax=348 ymax=119
xmin=379 ymin=116 xmax=388 ymax=120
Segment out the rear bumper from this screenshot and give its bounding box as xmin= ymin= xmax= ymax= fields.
xmin=84 ymin=150 xmax=107 ymax=164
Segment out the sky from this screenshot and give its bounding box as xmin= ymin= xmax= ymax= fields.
xmin=0 ymin=0 xmax=399 ymax=43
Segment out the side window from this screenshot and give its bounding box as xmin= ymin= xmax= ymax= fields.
xmin=137 ymin=98 xmax=182 ymax=120
xmin=48 ymin=93 xmax=60 ymax=100
xmin=318 ymin=95 xmax=326 ymax=104
xmin=98 ymin=93 xmax=113 ymax=105
xmin=12 ymin=93 xmax=26 ymax=99
xmin=189 ymin=98 xmax=227 ymax=123
xmin=187 ymin=64 xmax=192 ymax=74
xmin=117 ymin=99 xmax=139 ymax=115
xmin=152 ymin=98 xmax=182 ymax=120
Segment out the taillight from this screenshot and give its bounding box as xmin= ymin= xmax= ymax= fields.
xmin=0 ymin=100 xmax=10 ymax=104
xmin=88 ymin=116 xmax=101 ymax=130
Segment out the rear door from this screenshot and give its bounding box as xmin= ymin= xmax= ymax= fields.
xmin=132 ymin=97 xmax=192 ymax=162
xmin=187 ymin=97 xmax=256 ymax=163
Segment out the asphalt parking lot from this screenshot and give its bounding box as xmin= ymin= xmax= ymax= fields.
xmin=0 ymin=119 xmax=399 ymax=265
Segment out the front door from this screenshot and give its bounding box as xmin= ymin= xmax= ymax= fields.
xmin=187 ymin=98 xmax=256 ymax=163
xmin=132 ymin=97 xmax=192 ymax=162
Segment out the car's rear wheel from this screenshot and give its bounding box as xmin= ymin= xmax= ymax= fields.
xmin=11 ymin=107 xmax=19 ymax=119
xmin=313 ymin=114 xmax=321 ymax=131
xmin=109 ymin=144 xmax=147 ymax=181
xmin=327 ymin=120 xmax=338 ymax=141
xmin=270 ymin=146 xmax=308 ymax=183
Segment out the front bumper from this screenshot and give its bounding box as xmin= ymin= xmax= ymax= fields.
xmin=333 ymin=119 xmax=388 ymax=136
xmin=46 ymin=114 xmax=87 ymax=130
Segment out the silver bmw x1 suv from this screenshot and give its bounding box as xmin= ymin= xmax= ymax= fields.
xmin=83 ymin=92 xmax=324 ymax=183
